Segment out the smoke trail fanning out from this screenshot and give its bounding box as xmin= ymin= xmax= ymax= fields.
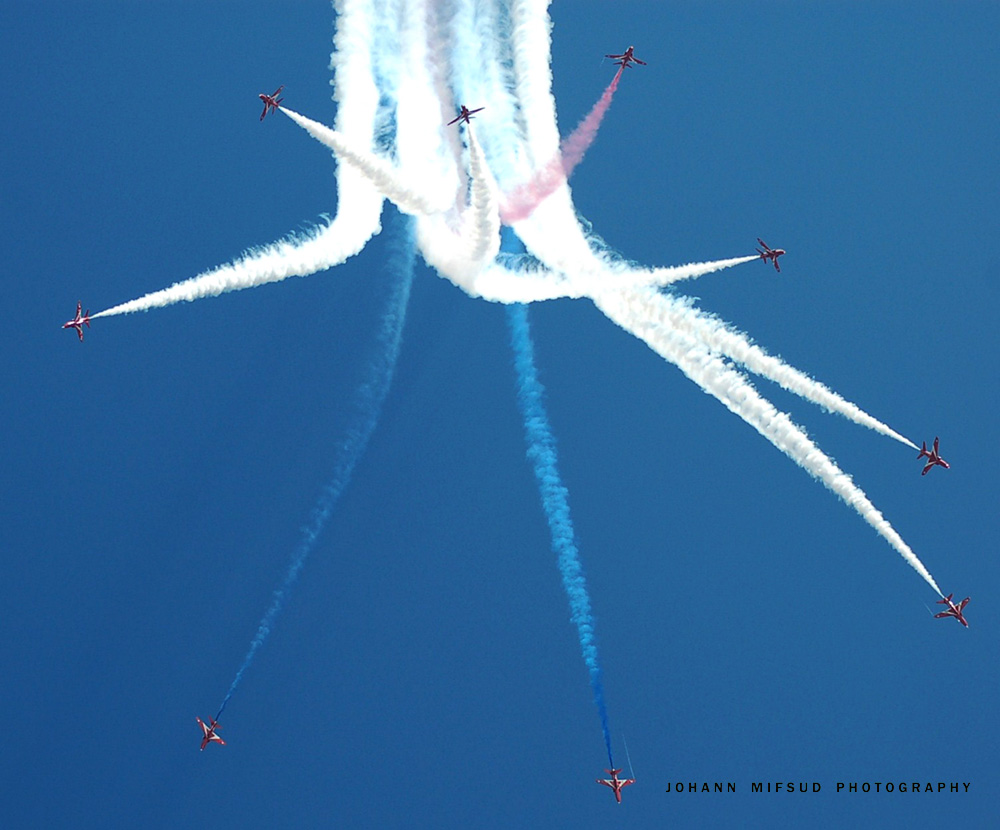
xmin=215 ymin=215 xmax=417 ymax=721
xmin=592 ymin=285 xmax=944 ymax=596
xmin=505 ymin=256 xmax=614 ymax=766
xmin=621 ymin=288 xmax=919 ymax=448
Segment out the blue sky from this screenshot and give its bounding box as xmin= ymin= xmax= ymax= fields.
xmin=2 ymin=2 xmax=997 ymax=827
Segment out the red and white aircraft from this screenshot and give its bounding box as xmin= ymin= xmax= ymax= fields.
xmin=259 ymin=85 xmax=284 ymax=121
xmin=447 ymin=105 xmax=485 ymax=126
xmin=605 ymin=46 xmax=647 ymax=68
xmin=755 ymin=238 xmax=786 ymax=272
xmin=934 ymin=594 xmax=970 ymax=628
xmin=596 ymin=768 xmax=635 ymax=803
xmin=62 ymin=302 xmax=92 ymax=341
xmin=197 ymin=717 xmax=226 ymax=750
xmin=917 ymin=437 xmax=950 ymax=475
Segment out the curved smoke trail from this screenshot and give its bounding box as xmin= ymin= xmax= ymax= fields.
xmin=93 ymin=0 xmax=384 ymax=319
xmin=91 ymin=218 xmax=381 ymax=318
xmin=505 ymin=232 xmax=614 ymax=768
xmin=215 ymin=215 xmax=416 ymax=721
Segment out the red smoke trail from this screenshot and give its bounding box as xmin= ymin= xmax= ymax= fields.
xmin=500 ymin=66 xmax=623 ymax=224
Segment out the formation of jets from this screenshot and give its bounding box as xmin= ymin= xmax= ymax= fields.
xmin=447 ymin=104 xmax=485 ymax=126
xmin=755 ymin=238 xmax=786 ymax=272
xmin=605 ymin=45 xmax=646 ymax=68
xmin=258 ymin=85 xmax=285 ymax=121
xmin=197 ymin=717 xmax=225 ymax=750
xmin=60 ymin=51 xmax=967 ymax=781
xmin=596 ymin=768 xmax=636 ymax=803
xmin=917 ymin=437 xmax=950 ymax=475
xmin=61 ymin=302 xmax=91 ymax=341
xmin=934 ymin=594 xmax=970 ymax=628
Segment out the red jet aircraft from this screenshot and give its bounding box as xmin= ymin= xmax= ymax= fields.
xmin=62 ymin=302 xmax=92 ymax=341
xmin=447 ymin=105 xmax=485 ymax=126
xmin=197 ymin=717 xmax=226 ymax=750
xmin=917 ymin=437 xmax=950 ymax=475
xmin=605 ymin=46 xmax=647 ymax=68
xmin=596 ymin=768 xmax=635 ymax=803
xmin=934 ymin=594 xmax=970 ymax=628
xmin=755 ymin=238 xmax=786 ymax=272
xmin=259 ymin=85 xmax=285 ymax=121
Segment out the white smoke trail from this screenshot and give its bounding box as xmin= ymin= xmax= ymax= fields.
xmin=282 ymin=108 xmax=450 ymax=217
xmin=629 ymin=289 xmax=919 ymax=448
xmin=93 ymin=0 xmax=384 ymax=319
xmin=91 ymin=220 xmax=374 ymax=318
xmin=327 ymin=0 xmax=387 ymax=239
xmin=639 ymin=256 xmax=760 ymax=287
xmin=463 ymin=125 xmax=501 ymax=265
xmin=515 ymin=210 xmax=757 ymax=298
xmin=509 ymin=0 xmax=559 ymax=165
xmin=593 ymin=285 xmax=943 ymax=595
xmin=414 ymin=213 xmax=570 ymax=302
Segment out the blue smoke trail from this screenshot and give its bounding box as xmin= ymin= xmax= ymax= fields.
xmin=215 ymin=213 xmax=416 ymax=721
xmin=503 ymin=235 xmax=614 ymax=770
